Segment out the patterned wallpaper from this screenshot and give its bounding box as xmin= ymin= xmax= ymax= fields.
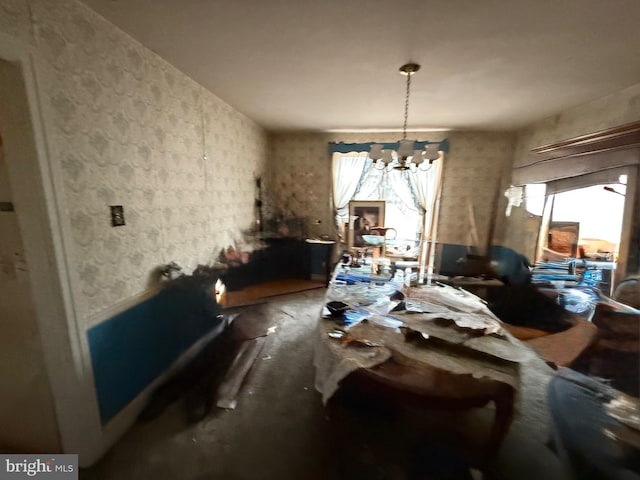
xmin=0 ymin=0 xmax=33 ymax=45
xmin=439 ymin=131 xmax=516 ymax=248
xmin=268 ymin=131 xmax=516 ymax=250
xmin=0 ymin=0 xmax=268 ymax=322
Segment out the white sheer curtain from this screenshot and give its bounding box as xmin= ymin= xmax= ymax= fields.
xmin=409 ymin=158 xmax=442 ymax=221
xmin=353 ymin=159 xmax=382 ymax=199
xmin=332 ymin=152 xmax=369 ymax=239
xmin=354 ymin=164 xmax=422 ymax=243
xmin=387 ymin=169 xmax=419 ymax=211
xmin=408 ymin=157 xmax=444 ymax=280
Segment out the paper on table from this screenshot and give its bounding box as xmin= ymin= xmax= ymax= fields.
xmin=606 ymin=395 xmax=640 ymax=431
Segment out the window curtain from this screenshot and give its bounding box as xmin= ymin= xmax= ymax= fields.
xmin=408 ymin=157 xmax=444 ymax=281
xmin=408 ymin=158 xmax=442 ymax=222
xmin=354 ymin=161 xmax=418 ymax=212
xmin=332 ymin=152 xmax=369 ymax=239
xmin=354 ymin=163 xmax=421 ymax=243
xmin=387 ymin=169 xmax=420 ymax=211
xmin=353 ymin=158 xmax=381 ymax=199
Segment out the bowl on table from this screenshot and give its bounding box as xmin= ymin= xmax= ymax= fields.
xmin=361 ymin=235 xmax=386 ymax=247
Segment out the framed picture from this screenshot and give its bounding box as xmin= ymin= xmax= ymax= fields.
xmin=348 ymin=200 xmax=385 ymax=248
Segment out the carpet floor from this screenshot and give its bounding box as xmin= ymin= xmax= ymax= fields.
xmin=81 ymin=288 xmax=565 ymax=480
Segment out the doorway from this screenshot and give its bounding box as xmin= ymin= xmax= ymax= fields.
xmin=0 ymin=129 xmax=60 ymax=452
xmin=0 ymin=58 xmax=61 ymax=452
xmin=536 ymin=176 xmax=628 ymax=295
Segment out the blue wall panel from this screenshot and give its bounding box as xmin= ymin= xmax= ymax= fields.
xmin=87 ymin=282 xmax=221 ymax=423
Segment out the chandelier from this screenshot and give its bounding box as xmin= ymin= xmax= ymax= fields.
xmin=370 ymin=63 xmax=440 ymax=172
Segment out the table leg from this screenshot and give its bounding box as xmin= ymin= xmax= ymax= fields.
xmin=486 ymin=385 xmax=516 ymax=456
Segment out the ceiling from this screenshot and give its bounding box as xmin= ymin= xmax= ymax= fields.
xmin=81 ymin=0 xmax=640 ymax=132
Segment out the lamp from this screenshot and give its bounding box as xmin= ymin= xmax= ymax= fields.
xmin=370 ymin=63 xmax=441 ymax=172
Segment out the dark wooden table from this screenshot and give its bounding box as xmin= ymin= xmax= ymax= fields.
xmin=315 ymin=279 xmax=526 ymax=465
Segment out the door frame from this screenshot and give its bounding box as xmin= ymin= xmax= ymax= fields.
xmin=0 ymin=32 xmax=103 ymax=462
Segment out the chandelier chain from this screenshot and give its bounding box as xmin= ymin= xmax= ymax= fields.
xmin=368 ymin=62 xmax=436 ymax=173
xmin=402 ymin=71 xmax=411 ymax=140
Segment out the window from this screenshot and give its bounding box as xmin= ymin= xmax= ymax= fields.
xmin=352 ymin=162 xmax=422 ymax=255
xmin=332 ymin=151 xmax=443 ymax=261
xmin=524 ymin=183 xmax=546 ymax=216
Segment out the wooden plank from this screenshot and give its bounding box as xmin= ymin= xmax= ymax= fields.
xmin=215 ymin=337 xmax=266 ymax=409
xmin=530 ymin=121 xmax=640 ymax=155
xmin=221 ymin=279 xmax=325 ymax=308
xmin=513 ymin=121 xmax=640 ymax=185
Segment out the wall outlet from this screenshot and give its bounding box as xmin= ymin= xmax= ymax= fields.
xmin=110 ymin=205 xmax=125 ymax=226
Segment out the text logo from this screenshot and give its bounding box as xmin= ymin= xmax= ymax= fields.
xmin=0 ymin=455 xmax=77 ymax=480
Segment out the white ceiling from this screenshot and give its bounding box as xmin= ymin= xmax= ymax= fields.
xmin=81 ymin=0 xmax=640 ymax=132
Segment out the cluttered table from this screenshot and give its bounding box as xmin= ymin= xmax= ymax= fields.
xmin=313 ymin=264 xmax=530 ymax=456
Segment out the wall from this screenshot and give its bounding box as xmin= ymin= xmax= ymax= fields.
xmin=0 ymin=0 xmax=267 ymax=464
xmin=495 ymin=199 xmax=542 ymax=263
xmin=268 ymin=130 xmax=516 ymax=252
xmin=513 ymin=82 xmax=640 ymax=167
xmin=503 ymin=81 xmax=640 ymax=269
xmin=0 ymin=136 xmax=60 ymax=452
xmin=24 ymin=0 xmax=268 ymax=320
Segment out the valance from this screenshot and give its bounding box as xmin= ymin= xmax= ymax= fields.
xmin=545 ymin=167 xmax=630 ymax=196
xmin=329 ymin=139 xmax=449 ymax=155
